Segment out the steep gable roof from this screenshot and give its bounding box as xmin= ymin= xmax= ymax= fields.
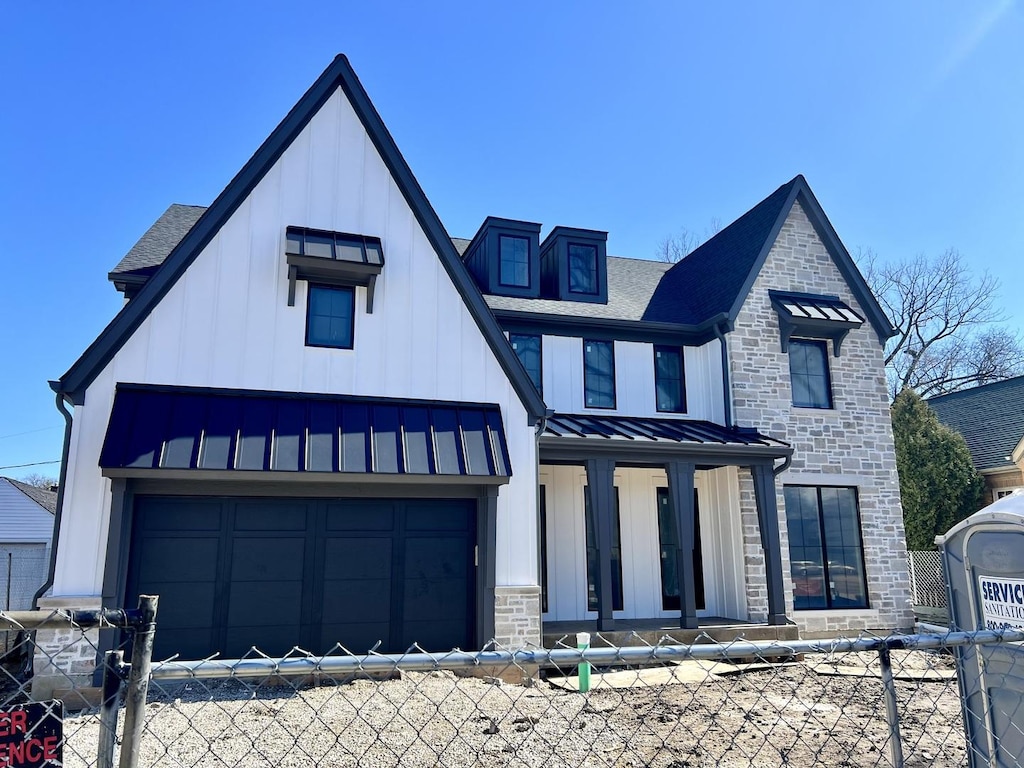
xmin=109 ymin=204 xmax=206 ymax=278
xmin=928 ymin=376 xmax=1024 ymax=472
xmin=643 ymin=175 xmax=895 ymax=342
xmin=1 ymin=478 xmax=57 ymax=514
xmin=55 ymin=55 xmax=546 ymax=422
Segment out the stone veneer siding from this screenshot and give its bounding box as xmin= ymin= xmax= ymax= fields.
xmin=31 ymin=596 xmax=102 ymax=700
xmin=729 ymin=201 xmax=914 ymax=634
xmin=494 ymin=586 xmax=542 ymax=648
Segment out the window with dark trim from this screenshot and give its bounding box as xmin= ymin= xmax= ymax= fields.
xmin=584 ymin=340 xmax=615 ymax=409
xmin=540 ymin=486 xmax=548 ymax=614
xmin=784 ymin=486 xmax=868 ymax=610
xmin=499 ymin=234 xmax=530 ymax=288
xmin=789 ymin=339 xmax=833 ymax=408
xmin=654 ymin=345 xmax=687 ymax=413
xmin=656 ymin=487 xmax=704 ymax=611
xmin=306 ymin=284 xmax=355 ymax=349
xmin=510 ymin=334 xmax=542 ymax=394
xmin=568 ymin=243 xmax=599 ymax=294
xmin=585 ymin=487 xmax=623 ymax=612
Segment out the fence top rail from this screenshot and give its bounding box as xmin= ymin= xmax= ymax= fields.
xmin=0 ymin=607 xmax=143 ymax=631
xmin=148 ymin=628 xmax=1024 ymax=682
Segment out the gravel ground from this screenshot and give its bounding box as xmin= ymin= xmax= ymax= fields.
xmin=59 ymin=650 xmax=967 ymax=768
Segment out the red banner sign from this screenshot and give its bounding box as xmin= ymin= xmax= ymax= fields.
xmin=0 ymin=702 xmax=63 ymax=768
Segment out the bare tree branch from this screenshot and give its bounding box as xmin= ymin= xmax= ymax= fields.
xmin=863 ymin=248 xmax=1024 ymax=399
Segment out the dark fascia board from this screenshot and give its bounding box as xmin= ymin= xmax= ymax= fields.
xmin=493 ymin=309 xmax=729 ymax=346
xmin=725 ymin=176 xmax=896 ymax=344
xmin=538 ymin=436 xmax=792 ymax=466
xmin=539 ymin=225 xmax=608 ymax=253
xmin=55 ymin=55 xmax=547 ymax=423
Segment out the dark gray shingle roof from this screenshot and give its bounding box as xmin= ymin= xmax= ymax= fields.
xmin=928 ymin=376 xmax=1024 ymax=471
xmin=3 ymin=478 xmax=57 ymax=514
xmin=484 ymin=257 xmax=672 ymax=321
xmin=110 ymin=204 xmax=207 ymax=276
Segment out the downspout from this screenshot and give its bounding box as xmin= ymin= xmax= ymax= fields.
xmin=33 ymin=387 xmax=74 ymax=608
xmin=714 ymin=323 xmax=734 ymax=428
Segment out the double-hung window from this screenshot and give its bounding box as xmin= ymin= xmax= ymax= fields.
xmin=499 ymin=235 xmax=530 ymax=288
xmin=306 ymin=284 xmax=355 ymax=349
xmin=510 ymin=334 xmax=542 ymax=394
xmin=654 ymin=345 xmax=686 ymax=413
xmin=784 ymin=486 xmax=868 ymax=610
xmin=789 ymin=339 xmax=833 ymax=408
xmin=584 ymin=340 xmax=615 ymax=409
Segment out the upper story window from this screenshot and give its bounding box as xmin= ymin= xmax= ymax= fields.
xmin=510 ymin=333 xmax=542 ymax=394
xmin=584 ymin=339 xmax=616 ymax=409
xmin=499 ymin=235 xmax=531 ymax=288
xmin=568 ymin=243 xmax=599 ymax=295
xmin=789 ymin=339 xmax=833 ymax=409
xmin=654 ymin=345 xmax=687 ymax=413
xmin=306 ymin=284 xmax=354 ymax=349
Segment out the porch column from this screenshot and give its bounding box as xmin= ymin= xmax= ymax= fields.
xmin=666 ymin=461 xmax=699 ymax=629
xmin=585 ymin=458 xmax=616 ymax=631
xmin=751 ymin=463 xmax=787 ymax=625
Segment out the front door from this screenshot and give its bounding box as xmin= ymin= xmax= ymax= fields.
xmin=657 ymin=487 xmax=705 ymax=611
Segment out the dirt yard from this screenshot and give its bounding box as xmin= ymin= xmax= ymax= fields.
xmin=60 ymin=650 xmax=966 ymax=768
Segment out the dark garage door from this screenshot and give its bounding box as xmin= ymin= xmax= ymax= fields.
xmin=126 ymin=496 xmax=477 ymax=660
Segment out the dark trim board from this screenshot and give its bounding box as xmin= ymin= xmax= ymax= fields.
xmin=54 ymin=55 xmax=546 ymax=422
xmin=539 ymin=438 xmax=791 ymax=466
xmin=493 ymin=309 xmax=728 ymax=347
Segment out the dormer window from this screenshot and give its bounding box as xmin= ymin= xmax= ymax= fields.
xmin=539 ymin=227 xmax=608 ymax=304
xmin=284 ymin=226 xmax=384 ymax=313
xmin=462 ymin=217 xmax=542 ymax=298
xmin=568 ymin=243 xmax=599 ymax=295
xmin=499 ymin=235 xmax=531 ymax=288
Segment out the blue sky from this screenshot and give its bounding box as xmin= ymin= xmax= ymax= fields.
xmin=2 ymin=1 xmax=1023 ymax=477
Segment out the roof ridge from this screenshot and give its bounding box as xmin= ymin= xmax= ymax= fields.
xmin=927 ymin=374 xmax=1024 ymax=402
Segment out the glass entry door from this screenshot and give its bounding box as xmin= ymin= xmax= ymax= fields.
xmin=657 ymin=487 xmax=705 ymax=611
xmin=585 ymin=488 xmax=623 ymax=612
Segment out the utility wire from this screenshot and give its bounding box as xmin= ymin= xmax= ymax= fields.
xmin=0 ymin=460 xmax=61 ymax=470
xmin=0 ymin=425 xmax=62 ymax=441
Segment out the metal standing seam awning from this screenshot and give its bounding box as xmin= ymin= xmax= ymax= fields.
xmin=539 ymin=413 xmax=791 ymax=464
xmin=99 ymin=385 xmax=512 ymax=482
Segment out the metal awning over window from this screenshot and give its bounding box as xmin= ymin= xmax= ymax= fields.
xmin=769 ymin=291 xmax=865 ymax=356
xmin=539 ymin=413 xmax=790 ymax=464
xmin=100 ymin=385 xmax=511 ymax=482
xmin=285 ymin=226 xmax=385 ymax=312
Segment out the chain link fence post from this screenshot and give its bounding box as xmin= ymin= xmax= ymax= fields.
xmin=118 ymin=595 xmax=158 ymax=768
xmin=98 ymin=649 xmax=125 ymax=768
xmin=878 ymin=644 xmax=906 ymax=768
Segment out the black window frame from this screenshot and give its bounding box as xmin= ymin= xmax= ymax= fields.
xmin=783 ymin=485 xmax=869 ymax=611
xmin=498 ymin=234 xmax=531 ymax=288
xmin=305 ymin=284 xmax=356 ymax=350
xmin=568 ymin=242 xmax=599 ymax=295
xmin=789 ymin=339 xmax=834 ymax=409
xmin=585 ymin=486 xmax=623 ymax=613
xmin=510 ymin=333 xmax=543 ymax=395
xmin=656 ymin=487 xmax=704 ymax=611
xmin=653 ymin=345 xmax=687 ymax=414
xmin=583 ymin=339 xmax=616 ymax=410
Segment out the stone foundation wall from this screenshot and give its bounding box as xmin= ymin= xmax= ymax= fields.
xmin=31 ymin=596 xmax=102 ymax=700
xmin=494 ymin=586 xmax=542 ymax=648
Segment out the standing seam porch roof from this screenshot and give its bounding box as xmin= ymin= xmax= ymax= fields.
xmin=56 ymin=55 xmax=546 ymax=422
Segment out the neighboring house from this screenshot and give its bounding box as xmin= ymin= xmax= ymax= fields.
xmin=40 ymin=55 xmax=912 ymax=690
xmin=929 ymin=376 xmax=1024 ymax=504
xmin=0 ymin=478 xmax=55 ymax=612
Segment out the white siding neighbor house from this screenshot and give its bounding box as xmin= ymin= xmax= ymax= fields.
xmin=40 ymin=55 xmax=912 ymax=692
xmin=0 ymin=478 xmax=55 ymax=613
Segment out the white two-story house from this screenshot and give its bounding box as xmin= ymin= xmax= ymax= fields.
xmin=38 ymin=55 xmax=912 ymax=692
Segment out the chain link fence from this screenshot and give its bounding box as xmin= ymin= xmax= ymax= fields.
xmin=5 ymin=598 xmax=1024 ymax=767
xmin=0 ymin=545 xmax=49 ymax=652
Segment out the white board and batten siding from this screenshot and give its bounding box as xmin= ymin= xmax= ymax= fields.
xmin=539 ymin=465 xmax=747 ymax=623
xmin=540 ymin=336 xmax=725 ymax=422
xmin=55 ymin=86 xmax=538 ymax=599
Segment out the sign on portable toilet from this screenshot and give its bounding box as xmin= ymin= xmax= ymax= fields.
xmin=937 ymin=489 xmax=1024 ymax=767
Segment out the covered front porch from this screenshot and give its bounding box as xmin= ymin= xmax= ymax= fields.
xmin=538 ymin=414 xmax=795 ymax=643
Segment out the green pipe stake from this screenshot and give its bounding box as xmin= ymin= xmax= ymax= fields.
xmin=577 ymin=631 xmax=591 ymax=693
